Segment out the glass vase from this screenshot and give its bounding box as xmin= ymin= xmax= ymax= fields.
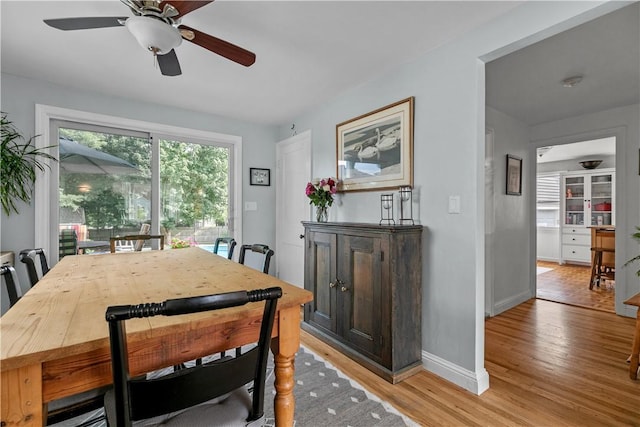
xmin=316 ymin=205 xmax=328 ymax=222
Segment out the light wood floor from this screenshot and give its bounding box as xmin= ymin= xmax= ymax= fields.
xmin=537 ymin=260 xmax=615 ymax=313
xmin=301 ymin=299 xmax=639 ymax=426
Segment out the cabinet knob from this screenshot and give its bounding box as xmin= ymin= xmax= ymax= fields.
xmin=330 ymin=278 xmax=344 ymax=288
xmin=341 ymin=286 xmax=349 ymax=292
xmin=299 ymin=234 xmax=305 ymax=239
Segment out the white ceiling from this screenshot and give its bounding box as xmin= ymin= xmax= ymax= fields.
xmin=1 ymin=0 xmax=522 ymax=126
xmin=486 ymin=2 xmax=639 ymax=127
xmin=536 ymin=137 xmax=616 ymax=164
xmin=487 ymin=2 xmax=639 ymax=163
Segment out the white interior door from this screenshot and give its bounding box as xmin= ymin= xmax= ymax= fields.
xmin=276 ymin=130 xmax=311 ymax=287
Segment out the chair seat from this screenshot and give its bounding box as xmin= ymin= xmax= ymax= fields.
xmin=104 ymin=388 xmax=260 ymax=427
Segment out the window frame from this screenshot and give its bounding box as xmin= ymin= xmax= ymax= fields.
xmin=35 ymin=104 xmax=242 ymax=263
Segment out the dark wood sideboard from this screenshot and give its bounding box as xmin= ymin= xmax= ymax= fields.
xmin=301 ymin=221 xmax=423 ymax=383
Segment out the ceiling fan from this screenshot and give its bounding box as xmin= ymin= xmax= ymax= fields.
xmin=43 ymin=0 xmax=256 ymax=76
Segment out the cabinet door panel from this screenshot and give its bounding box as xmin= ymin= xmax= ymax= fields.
xmin=304 ymin=231 xmax=337 ymax=333
xmin=338 ymin=235 xmax=383 ymax=362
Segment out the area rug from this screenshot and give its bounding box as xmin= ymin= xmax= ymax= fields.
xmin=51 ymin=346 xmax=416 ymax=427
xmin=262 ymin=346 xmax=417 ymax=426
xmin=536 ymin=266 xmax=553 ymax=275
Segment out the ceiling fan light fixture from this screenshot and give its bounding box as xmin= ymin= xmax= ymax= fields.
xmin=125 ymin=16 xmax=181 ymax=55
xmin=562 ymin=75 xmax=583 ymax=88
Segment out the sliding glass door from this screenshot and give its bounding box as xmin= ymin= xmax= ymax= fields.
xmin=52 ymin=119 xmax=234 ymax=258
xmin=56 ymin=122 xmax=151 ymax=253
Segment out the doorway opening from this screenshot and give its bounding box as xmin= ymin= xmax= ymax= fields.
xmin=535 ymin=137 xmax=616 ymax=312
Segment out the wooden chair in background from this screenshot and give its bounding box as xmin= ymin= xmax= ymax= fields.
xmin=110 ymin=223 xmax=165 ymax=253
xmin=590 ymin=228 xmax=615 ymax=290
xmin=59 ymin=229 xmax=78 ymax=258
xmin=110 ymin=234 xmax=165 ymax=253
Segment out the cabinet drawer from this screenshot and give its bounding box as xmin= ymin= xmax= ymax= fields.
xmin=562 ymin=245 xmax=591 ymax=262
xmin=561 ymin=233 xmax=590 ymax=246
xmin=563 ymin=227 xmax=590 ymax=235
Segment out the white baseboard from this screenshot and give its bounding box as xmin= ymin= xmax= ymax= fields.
xmin=494 ymin=289 xmax=533 ymax=316
xmin=422 ymin=351 xmax=490 ymax=395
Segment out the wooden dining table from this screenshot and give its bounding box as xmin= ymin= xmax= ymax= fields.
xmin=1 ymin=247 xmax=312 ymax=426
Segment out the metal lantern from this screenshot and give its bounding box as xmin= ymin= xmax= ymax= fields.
xmin=399 ymin=186 xmax=414 ymax=225
xmin=380 ymin=194 xmax=394 ymax=225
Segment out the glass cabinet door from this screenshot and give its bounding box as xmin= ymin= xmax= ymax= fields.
xmin=564 ymin=176 xmax=584 ymax=225
xmin=590 ymin=173 xmax=613 ymax=226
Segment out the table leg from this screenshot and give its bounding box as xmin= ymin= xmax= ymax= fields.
xmin=630 ymin=308 xmax=640 ymax=380
xmin=1 ymin=364 xmax=44 ymax=426
xmin=270 ymin=305 xmax=301 ymax=427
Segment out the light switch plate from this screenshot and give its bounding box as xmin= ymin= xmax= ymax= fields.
xmin=448 ymin=195 xmax=461 ymax=214
xmin=245 ymin=201 xmax=257 ymax=211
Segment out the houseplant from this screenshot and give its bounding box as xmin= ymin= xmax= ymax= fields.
xmin=624 ymin=226 xmax=640 ymax=276
xmin=305 ymin=177 xmax=337 ymax=222
xmin=1 ymin=112 xmax=57 ymax=215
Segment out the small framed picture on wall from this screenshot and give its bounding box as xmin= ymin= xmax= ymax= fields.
xmin=250 ymin=168 xmax=270 ymax=186
xmin=506 ymin=154 xmax=522 ymax=196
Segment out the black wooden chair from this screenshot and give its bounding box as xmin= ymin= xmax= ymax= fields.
xmin=1 ymin=265 xmax=23 ymax=307
xmin=238 ymin=244 xmax=274 ymax=274
xmin=104 ymin=286 xmax=282 ymax=427
xmin=19 ymin=248 xmax=49 ymax=287
xmin=214 ymin=237 xmax=237 ymax=260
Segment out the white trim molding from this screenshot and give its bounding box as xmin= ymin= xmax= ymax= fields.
xmin=422 ymin=350 xmax=490 ymax=395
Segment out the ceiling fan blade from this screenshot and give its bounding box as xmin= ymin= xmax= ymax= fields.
xmin=161 ymin=1 xmax=214 ymax=18
xmin=44 ymin=17 xmax=127 ymax=31
xmin=157 ymin=49 xmax=182 ymax=76
xmin=178 ymin=25 xmax=255 ymax=67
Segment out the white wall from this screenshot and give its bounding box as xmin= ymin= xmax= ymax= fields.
xmin=0 ymin=73 xmax=279 ymax=314
xmin=530 ymin=103 xmax=640 ymax=315
xmin=277 ymin=1 xmax=616 ymax=394
xmin=486 ymin=107 xmax=533 ymax=314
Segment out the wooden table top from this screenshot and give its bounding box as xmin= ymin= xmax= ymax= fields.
xmin=0 ymin=247 xmax=312 ymax=372
xmin=624 ymin=292 xmax=640 ymax=308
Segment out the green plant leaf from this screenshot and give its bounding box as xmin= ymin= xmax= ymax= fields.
xmin=1 ymin=112 xmax=58 ymax=215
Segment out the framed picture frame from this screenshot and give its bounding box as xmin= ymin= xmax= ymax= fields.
xmin=506 ymin=154 xmax=522 ymax=196
xmin=249 ymin=168 xmax=270 ymax=186
xmin=336 ymin=97 xmax=414 ymax=192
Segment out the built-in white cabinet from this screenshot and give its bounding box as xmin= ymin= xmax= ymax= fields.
xmin=560 ymin=169 xmax=615 ymax=264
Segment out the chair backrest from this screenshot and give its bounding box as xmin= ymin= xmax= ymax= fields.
xmin=134 ymin=223 xmax=151 ymax=251
xmin=19 ymin=248 xmax=49 ymax=287
xmin=1 ymin=265 xmax=23 ymax=307
xmin=105 ymin=286 xmax=282 ymax=427
xmin=214 ymin=237 xmax=237 ymax=260
xmin=59 ymin=229 xmax=78 ymax=259
xmin=594 ymin=229 xmax=615 ymax=268
xmin=238 ymin=244 xmax=274 ymax=274
xmin=110 ymin=234 xmax=165 ymax=253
